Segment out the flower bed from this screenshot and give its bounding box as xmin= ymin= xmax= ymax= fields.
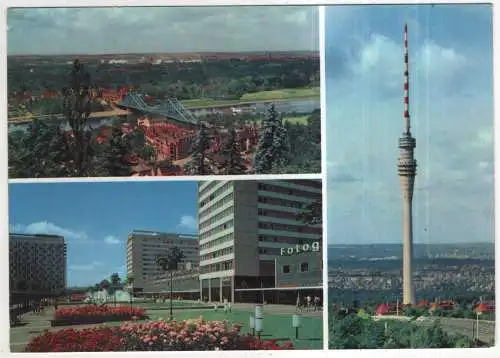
xmin=27 ymin=318 xmax=294 ymax=352
xmin=52 ymin=305 xmax=146 ymax=326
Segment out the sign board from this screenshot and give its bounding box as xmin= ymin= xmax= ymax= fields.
xmin=280 ymin=242 xmax=320 ymax=256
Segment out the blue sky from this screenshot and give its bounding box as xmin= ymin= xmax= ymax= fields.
xmin=7 ymin=7 xmax=318 ymax=55
xmin=326 ymin=5 xmax=494 ymax=245
xmin=9 ymin=181 xmax=198 ymax=286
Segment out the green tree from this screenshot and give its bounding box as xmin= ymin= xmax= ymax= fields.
xmin=185 ymin=123 xmax=211 ymax=175
xmin=8 ymin=121 xmax=71 ymax=178
xmin=297 ymin=198 xmax=322 ymax=225
xmin=61 ymin=59 xmax=93 ymax=176
xmin=253 ymin=104 xmax=290 ymax=174
xmin=99 ymin=279 xmax=111 ymax=294
xmin=96 ymin=120 xmax=134 ymax=176
xmin=156 ymin=247 xmax=185 ymax=321
xmin=217 ymin=127 xmax=247 ymax=175
xmin=110 ymin=273 xmax=121 ymax=306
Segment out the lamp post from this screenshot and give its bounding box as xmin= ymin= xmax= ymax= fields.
xmin=255 ymin=304 xmax=263 ymax=339
xmin=169 ymin=271 xmax=174 ymax=322
xmin=249 ymin=316 xmax=255 ymax=336
xmin=292 ymin=314 xmax=301 ymax=339
xmin=476 ymin=311 xmax=482 ymax=340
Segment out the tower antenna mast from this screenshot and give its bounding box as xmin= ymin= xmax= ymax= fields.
xmin=398 ymin=23 xmax=418 ymax=305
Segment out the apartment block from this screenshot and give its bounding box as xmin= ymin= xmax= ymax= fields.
xmin=126 ymin=230 xmax=199 ymax=291
xmin=9 ymin=233 xmax=67 ymax=294
xmin=198 ymin=180 xmax=322 ymax=303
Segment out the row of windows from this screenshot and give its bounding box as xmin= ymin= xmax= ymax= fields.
xmin=199 ymin=192 xmax=234 ymax=220
xmin=198 ymin=181 xmax=220 ymax=199
xmin=258 ymin=235 xmax=317 ymax=245
xmin=199 ymin=205 xmax=234 ymax=231
xmin=142 ymin=241 xmax=198 ymax=249
xmin=199 ymin=219 xmax=234 ymax=241
xmin=282 ymin=262 xmax=309 ymax=274
xmin=200 ymin=246 xmax=233 ymax=262
xmin=258 ymin=247 xmax=282 ymax=255
xmin=200 ymin=259 xmax=233 ymax=273
xmin=258 ymin=208 xmax=306 ymax=221
xmin=258 ymin=222 xmax=322 ymax=234
xmin=283 ymin=180 xmax=322 ymax=189
xmin=199 ymin=233 xmax=233 ymax=251
xmin=258 ymin=183 xmax=321 ymax=199
xmin=258 ymin=196 xmax=305 ymax=209
xmin=141 ymin=249 xmax=198 ymax=257
xmin=199 ymin=182 xmax=233 ymax=209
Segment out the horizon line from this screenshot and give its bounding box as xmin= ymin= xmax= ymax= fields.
xmin=7 ymin=49 xmax=320 ymax=57
xmin=327 ymin=242 xmax=494 ymax=246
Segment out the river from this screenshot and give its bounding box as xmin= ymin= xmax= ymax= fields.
xmin=9 ymin=98 xmax=320 ymax=132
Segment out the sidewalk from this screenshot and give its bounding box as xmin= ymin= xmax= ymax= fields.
xmin=10 ymin=308 xmax=54 ymax=352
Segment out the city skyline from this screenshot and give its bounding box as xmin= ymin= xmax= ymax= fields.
xmin=326 ymin=5 xmax=494 ymax=245
xmin=9 ymin=181 xmax=198 ymax=286
xmin=7 ymin=6 xmax=319 ymax=55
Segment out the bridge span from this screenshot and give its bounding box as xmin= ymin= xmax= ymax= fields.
xmin=8 ymin=90 xmax=199 ymax=126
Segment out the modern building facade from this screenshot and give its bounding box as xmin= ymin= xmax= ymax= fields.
xmin=139 ymin=266 xmax=200 ymax=299
xmin=9 ymin=233 xmax=67 ymax=294
xmin=126 ymin=230 xmax=199 ymax=291
xmin=198 ymin=180 xmax=322 ymax=303
xmin=275 ymin=250 xmax=322 ymax=289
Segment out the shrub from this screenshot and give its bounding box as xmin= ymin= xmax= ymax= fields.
xmin=55 ymin=305 xmax=146 ymax=320
xmin=26 ymin=318 xmax=294 ymax=352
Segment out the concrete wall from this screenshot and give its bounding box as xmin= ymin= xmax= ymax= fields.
xmin=275 ymin=251 xmax=323 ymax=288
xmin=233 ymin=181 xmax=259 ymax=276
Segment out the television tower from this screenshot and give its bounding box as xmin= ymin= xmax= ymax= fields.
xmin=398 ymin=23 xmax=417 ymax=305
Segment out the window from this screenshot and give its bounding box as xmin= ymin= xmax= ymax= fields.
xmin=300 ymin=263 xmax=309 ymax=272
xmin=282 ymin=265 xmax=291 ymax=274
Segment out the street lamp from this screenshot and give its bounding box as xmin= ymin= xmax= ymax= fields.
xmin=169 ymin=271 xmax=174 ymax=321
xmin=476 ymin=311 xmax=482 ymax=340
xmin=249 ymin=316 xmax=255 ymax=336
xmin=292 ymin=314 xmax=301 ymax=339
xmin=255 ymin=304 xmax=264 ymax=339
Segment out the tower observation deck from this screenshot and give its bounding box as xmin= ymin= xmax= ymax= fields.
xmin=398 ymin=23 xmax=417 ymax=305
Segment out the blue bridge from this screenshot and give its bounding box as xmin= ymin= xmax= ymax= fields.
xmin=115 ymin=90 xmax=199 ymax=126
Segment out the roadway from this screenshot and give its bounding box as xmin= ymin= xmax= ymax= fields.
xmin=374 ymin=315 xmax=495 ymax=344
xmin=8 ymin=96 xmax=320 ymax=124
xmin=8 ymin=109 xmax=130 ymax=124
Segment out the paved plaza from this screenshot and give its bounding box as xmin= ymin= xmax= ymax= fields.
xmin=10 ymin=303 xmax=323 ymax=352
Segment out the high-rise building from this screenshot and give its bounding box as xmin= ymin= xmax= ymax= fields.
xmin=126 ymin=230 xmax=199 ymax=291
xmin=9 ymin=233 xmax=67 ymax=294
xmin=198 ymin=180 xmax=322 ymax=303
xmin=398 ymin=23 xmax=417 ymax=305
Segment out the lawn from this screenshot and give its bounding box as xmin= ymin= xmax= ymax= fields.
xmin=240 ymin=87 xmax=320 ymax=101
xmin=147 ymin=308 xmax=323 ymax=350
xmin=282 ymin=115 xmax=311 ymax=124
xmin=181 ymin=87 xmax=320 ymax=108
xmin=11 ymin=306 xmax=323 ymax=351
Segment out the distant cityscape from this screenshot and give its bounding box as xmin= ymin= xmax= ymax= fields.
xmin=327 ymin=243 xmax=494 ymax=300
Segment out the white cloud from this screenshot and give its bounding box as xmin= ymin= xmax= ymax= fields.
xmin=352 ymin=34 xmax=401 ymax=91
xmin=7 ymin=7 xmax=319 ymax=54
xmin=470 ymin=127 xmax=494 ymax=148
xmin=104 ymin=235 xmax=121 ymax=245
xmin=10 ymin=221 xmax=88 ymax=241
xmin=70 ymin=261 xmax=103 ymax=272
xmin=418 ymin=41 xmax=467 ymax=83
xmin=178 ymin=215 xmax=197 ymax=232
xmin=349 ymin=34 xmax=467 ymax=95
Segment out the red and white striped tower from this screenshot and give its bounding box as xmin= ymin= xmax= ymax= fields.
xmin=398 ymin=23 xmax=417 ymax=305
xmin=403 ymin=23 xmax=411 ymax=134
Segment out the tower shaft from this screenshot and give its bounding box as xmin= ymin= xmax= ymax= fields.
xmin=398 ymin=23 xmax=417 ymax=305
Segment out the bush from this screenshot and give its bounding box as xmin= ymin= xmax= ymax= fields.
xmin=55 ymin=305 xmax=146 ymax=321
xmin=328 ymin=309 xmax=480 ymax=349
xmin=26 ymin=318 xmax=294 ymax=352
